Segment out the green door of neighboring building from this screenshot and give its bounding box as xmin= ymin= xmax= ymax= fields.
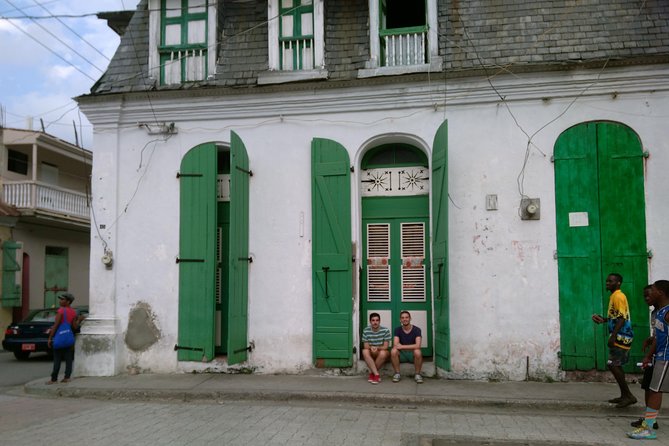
xmin=554 ymin=121 xmax=649 ymax=372
xmin=44 ymin=247 xmax=68 ymax=308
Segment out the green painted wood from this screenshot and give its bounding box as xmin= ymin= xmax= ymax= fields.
xmin=227 ymin=132 xmax=250 ymax=366
xmin=554 ymin=123 xmax=602 ymax=370
xmin=597 ymin=122 xmax=649 ymax=372
xmin=360 ymin=216 xmax=432 ymax=355
xmin=312 ymin=138 xmax=353 ymax=367
xmin=216 ymin=201 xmax=230 ymax=354
xmin=555 ymin=122 xmax=648 ymax=371
xmin=178 ymin=143 xmax=217 ymax=361
xmin=1 ymin=240 xmax=21 ymax=308
xmin=431 ymin=120 xmax=450 ymax=371
xmin=44 ymin=249 xmax=68 ymax=308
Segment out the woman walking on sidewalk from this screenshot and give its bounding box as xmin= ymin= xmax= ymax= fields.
xmin=46 ymin=293 xmax=80 ymax=384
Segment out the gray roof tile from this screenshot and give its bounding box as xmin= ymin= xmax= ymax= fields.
xmin=88 ymin=0 xmax=669 ymax=95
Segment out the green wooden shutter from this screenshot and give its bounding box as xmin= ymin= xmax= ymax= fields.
xmin=431 ymin=120 xmax=450 ymax=371
xmin=178 ymin=143 xmax=217 ymax=361
xmin=2 ymin=240 xmax=22 ymax=308
xmin=227 ymin=132 xmax=250 ymax=365
xmin=597 ymin=122 xmax=649 ymax=370
xmin=554 ymin=123 xmax=602 ymax=370
xmin=311 ymin=138 xmax=352 ymax=367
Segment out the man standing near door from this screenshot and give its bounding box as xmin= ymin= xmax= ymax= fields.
xmin=361 ymin=313 xmax=391 ymax=384
xmin=592 ymin=273 xmax=637 ymax=408
xmin=391 ymin=310 xmax=423 ymax=383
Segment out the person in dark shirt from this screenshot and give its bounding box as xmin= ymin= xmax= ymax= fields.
xmin=390 ymin=310 xmax=423 ymax=383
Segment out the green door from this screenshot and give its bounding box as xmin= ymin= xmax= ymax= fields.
xmin=432 ymin=120 xmax=450 ymax=371
xmin=555 ymin=121 xmax=648 ymax=371
xmin=227 ymin=132 xmax=251 ymax=365
xmin=2 ymin=240 xmax=22 ymax=308
xmin=178 ymin=143 xmax=217 ymax=361
xmin=311 ymin=138 xmax=353 ymax=367
xmin=44 ymin=247 xmax=68 ymax=308
xmin=178 ymin=137 xmax=250 ymax=364
xmin=360 ymin=143 xmax=433 ymax=358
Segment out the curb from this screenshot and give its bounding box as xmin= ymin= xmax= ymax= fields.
xmin=23 ymin=380 xmax=632 ymax=412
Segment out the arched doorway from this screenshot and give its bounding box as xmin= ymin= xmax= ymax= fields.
xmin=554 ymin=121 xmax=649 ymax=372
xmin=176 ymin=134 xmax=250 ymax=365
xmin=359 ymin=143 xmax=432 ymax=357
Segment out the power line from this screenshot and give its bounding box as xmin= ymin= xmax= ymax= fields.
xmin=4 ymin=0 xmax=106 ymax=74
xmin=1 ymin=17 xmax=97 ymax=82
xmin=31 ymin=0 xmax=111 ymax=62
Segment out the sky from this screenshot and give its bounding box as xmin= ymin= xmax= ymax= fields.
xmin=0 ymin=0 xmax=134 ymax=149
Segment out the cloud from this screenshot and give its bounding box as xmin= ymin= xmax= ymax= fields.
xmin=0 ymin=0 xmax=123 ymax=148
xmin=51 ymin=65 xmax=77 ymax=80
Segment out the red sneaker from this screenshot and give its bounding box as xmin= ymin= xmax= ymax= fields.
xmin=368 ymin=373 xmax=374 ymax=383
xmin=371 ymin=374 xmax=381 ymax=384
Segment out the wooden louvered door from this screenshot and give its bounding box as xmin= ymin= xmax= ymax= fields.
xmin=361 ymin=215 xmax=432 ymax=356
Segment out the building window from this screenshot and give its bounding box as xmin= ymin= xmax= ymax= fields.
xmin=278 ymin=0 xmax=314 ymax=70
xmin=7 ymin=149 xmax=28 ymax=175
xmin=267 ymin=0 xmax=324 ymax=72
xmin=361 ymin=0 xmax=440 ymax=76
xmin=380 ymin=0 xmax=427 ymax=66
xmin=148 ymin=0 xmax=217 ymax=85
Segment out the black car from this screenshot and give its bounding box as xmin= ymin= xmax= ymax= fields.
xmin=2 ymin=307 xmax=88 ymax=360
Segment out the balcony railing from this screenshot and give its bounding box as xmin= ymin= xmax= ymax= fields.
xmin=380 ymin=27 xmax=428 ymax=67
xmin=161 ymin=48 xmax=207 ymax=84
xmin=280 ymin=37 xmax=314 ymax=70
xmin=3 ymin=181 xmax=90 ymax=222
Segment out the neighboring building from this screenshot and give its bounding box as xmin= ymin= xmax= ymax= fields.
xmin=0 ymin=128 xmax=91 ymax=328
xmin=76 ymin=0 xmax=669 ymax=379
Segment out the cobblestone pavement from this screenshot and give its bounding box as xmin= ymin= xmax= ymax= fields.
xmin=1 ymin=392 xmax=667 ymax=446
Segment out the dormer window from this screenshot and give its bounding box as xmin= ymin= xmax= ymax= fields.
xmin=148 ymin=0 xmax=217 ymax=85
xmin=260 ymin=0 xmax=326 ymax=85
xmin=380 ymin=0 xmax=427 ymax=66
xmin=279 ymin=0 xmax=314 ymax=70
xmin=359 ymin=0 xmax=441 ymax=78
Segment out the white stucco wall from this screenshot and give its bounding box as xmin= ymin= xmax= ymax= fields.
xmin=79 ymin=64 xmax=669 ymax=379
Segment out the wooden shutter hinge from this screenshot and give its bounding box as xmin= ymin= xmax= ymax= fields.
xmin=238 ymin=257 xmax=253 ymax=263
xmin=176 ymin=257 xmax=205 ymax=263
xmin=235 ymin=166 xmax=253 ymax=176
xmin=176 ymin=172 xmax=203 ymax=178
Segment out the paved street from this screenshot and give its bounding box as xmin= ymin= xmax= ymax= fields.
xmin=1 ymin=354 xmax=668 ymax=445
xmin=0 ymin=350 xmax=51 ymax=390
xmin=0 ymin=393 xmax=667 ymax=446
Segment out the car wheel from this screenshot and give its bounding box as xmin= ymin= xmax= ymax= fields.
xmin=13 ymin=351 xmax=30 ymax=360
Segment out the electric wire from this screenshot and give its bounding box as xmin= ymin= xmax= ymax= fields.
xmin=4 ymin=0 xmax=107 ymax=74
xmin=1 ymin=17 xmax=97 ymax=82
xmin=31 ymin=0 xmax=111 ymax=62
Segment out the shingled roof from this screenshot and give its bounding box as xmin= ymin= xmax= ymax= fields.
xmin=89 ymin=0 xmax=669 ymax=95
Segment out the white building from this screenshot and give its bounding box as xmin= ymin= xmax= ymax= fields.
xmin=76 ymin=0 xmax=669 ymax=380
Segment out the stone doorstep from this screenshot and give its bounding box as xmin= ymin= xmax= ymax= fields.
xmin=363 ymin=360 xmax=436 ymax=377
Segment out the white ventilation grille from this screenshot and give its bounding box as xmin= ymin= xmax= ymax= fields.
xmin=367 ymin=223 xmax=390 ymax=302
xmin=215 ymin=227 xmax=222 ymax=305
xmin=217 ymin=174 xmax=230 ymax=202
xmin=401 ymin=222 xmax=425 ymax=301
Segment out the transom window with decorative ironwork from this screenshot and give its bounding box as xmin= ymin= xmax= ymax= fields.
xmin=160 ymin=0 xmax=208 ymax=84
xmin=279 ymin=0 xmax=314 ymax=70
